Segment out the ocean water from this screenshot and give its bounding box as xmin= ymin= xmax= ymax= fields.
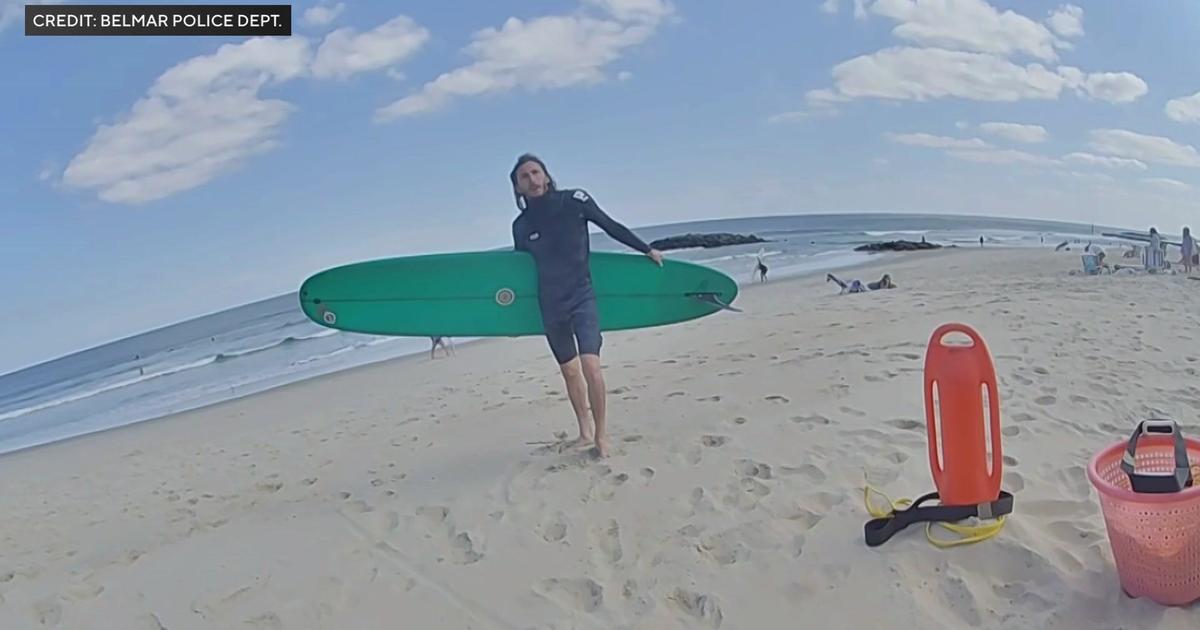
xmin=0 ymin=213 xmax=1122 ymax=455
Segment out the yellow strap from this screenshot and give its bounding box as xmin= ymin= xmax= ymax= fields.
xmin=864 ymin=475 xmax=1007 ymax=548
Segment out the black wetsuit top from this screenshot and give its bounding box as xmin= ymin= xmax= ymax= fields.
xmin=512 ymin=188 xmax=652 ymax=320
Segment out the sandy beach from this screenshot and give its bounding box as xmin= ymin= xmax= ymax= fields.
xmin=1 ymin=246 xmax=1199 ymax=629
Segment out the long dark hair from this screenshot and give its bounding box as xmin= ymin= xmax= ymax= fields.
xmin=510 ymin=153 xmax=556 ymax=210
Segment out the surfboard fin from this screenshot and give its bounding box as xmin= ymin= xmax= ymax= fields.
xmin=687 ymin=292 xmax=742 ymax=313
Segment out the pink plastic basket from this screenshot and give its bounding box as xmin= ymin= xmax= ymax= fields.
xmin=1088 ymin=423 xmax=1200 ymax=606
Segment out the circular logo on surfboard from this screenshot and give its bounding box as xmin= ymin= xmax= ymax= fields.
xmin=495 ymin=288 xmax=515 ymax=306
xmin=322 ymin=310 xmax=337 ymax=325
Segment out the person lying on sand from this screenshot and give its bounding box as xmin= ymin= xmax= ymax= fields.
xmin=827 ymin=273 xmax=896 ymax=294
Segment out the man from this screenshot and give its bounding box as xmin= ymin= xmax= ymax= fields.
xmin=509 ymin=153 xmax=663 ymax=458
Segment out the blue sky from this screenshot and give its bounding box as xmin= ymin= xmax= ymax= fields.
xmin=3 ymin=0 xmax=1200 ymax=373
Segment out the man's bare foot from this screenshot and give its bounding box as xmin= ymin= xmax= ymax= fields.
xmin=594 ymin=434 xmax=610 ymax=458
xmin=570 ymin=434 xmax=594 ymax=449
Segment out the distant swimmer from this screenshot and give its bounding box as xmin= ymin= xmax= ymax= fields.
xmin=510 ymin=153 xmax=664 ymax=458
xmin=827 ymin=272 xmax=896 ymax=294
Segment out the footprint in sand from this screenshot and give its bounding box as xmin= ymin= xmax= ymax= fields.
xmin=735 ymin=459 xmax=772 ymax=479
xmin=1012 ymin=412 xmax=1036 ymax=423
xmin=687 ymin=487 xmax=717 ymax=515
xmin=791 ymin=414 xmax=831 ymax=428
xmin=33 ymin=598 xmax=62 ymax=626
xmin=668 ymin=589 xmax=724 ymax=629
xmin=413 ymin=506 xmax=483 ymax=564
xmin=1012 ymin=374 xmax=1034 ymax=387
xmin=839 ymin=406 xmax=867 ymax=418
xmin=698 ymin=395 xmax=722 ymax=403
xmin=590 ymin=519 xmax=624 ymax=565
xmin=1002 ymin=426 xmax=1020 ymax=437
xmin=698 ymin=530 xmax=751 ymax=566
xmin=888 ymin=353 xmax=921 ymax=361
xmin=733 ymin=417 xmax=748 ymax=426
xmin=1003 ymin=455 xmax=1018 ymax=467
xmin=1003 ymin=472 xmax=1026 ymax=492
xmin=765 ymin=395 xmax=790 ymax=404
xmin=667 ymin=391 xmax=687 ymax=399
xmin=702 ymin=435 xmax=729 ymax=448
xmin=640 ymin=467 xmax=656 ymax=481
xmin=541 ymin=512 xmax=569 ymax=543
xmin=533 ymin=578 xmax=604 ymax=614
xmin=1033 ymin=367 xmax=1050 ymax=375
xmin=623 ymin=435 xmax=643 ymax=443
xmin=622 ymin=580 xmax=657 ymax=616
xmin=886 ymin=418 xmax=923 ymax=432
xmin=1034 ymin=395 xmax=1057 ymax=406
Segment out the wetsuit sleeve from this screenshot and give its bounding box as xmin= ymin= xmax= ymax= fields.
xmin=512 ymin=218 xmax=526 ymax=251
xmin=576 ymin=191 xmax=653 ymax=254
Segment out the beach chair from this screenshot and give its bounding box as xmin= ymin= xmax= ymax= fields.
xmin=1081 ymin=253 xmax=1101 ymax=275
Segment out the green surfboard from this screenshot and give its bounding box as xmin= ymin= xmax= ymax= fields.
xmin=298 ymin=250 xmax=740 ymax=337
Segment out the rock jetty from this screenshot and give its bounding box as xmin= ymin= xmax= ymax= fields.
xmin=648 ymin=233 xmax=769 ymax=251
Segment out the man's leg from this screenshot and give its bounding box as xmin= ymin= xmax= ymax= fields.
xmin=579 ymin=354 xmax=607 ymax=457
xmin=545 ymin=319 xmax=593 ymax=445
xmin=573 ymin=299 xmax=608 ymax=457
xmin=558 ymin=357 xmax=594 ymax=444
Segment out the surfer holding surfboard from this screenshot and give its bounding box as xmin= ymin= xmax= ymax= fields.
xmin=510 ymin=153 xmax=664 ymax=458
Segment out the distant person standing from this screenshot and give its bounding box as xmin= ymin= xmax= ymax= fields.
xmin=979 ymin=236 xmax=984 ymax=247
xmin=754 ymin=254 xmax=768 ymax=282
xmin=1148 ymin=227 xmax=1164 ymax=271
xmin=1181 ymin=226 xmax=1196 ymax=274
xmin=430 ymin=336 xmax=454 ymax=359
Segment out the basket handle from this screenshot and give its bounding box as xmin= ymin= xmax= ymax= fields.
xmin=1120 ymin=419 xmax=1194 ymax=493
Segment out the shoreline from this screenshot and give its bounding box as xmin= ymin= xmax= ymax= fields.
xmin=0 ymin=247 xmax=934 ymax=460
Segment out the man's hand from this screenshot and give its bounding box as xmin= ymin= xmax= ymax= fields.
xmin=647 ymin=249 xmax=664 ymax=266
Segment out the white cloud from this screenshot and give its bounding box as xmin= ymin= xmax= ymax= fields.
xmin=375 ymin=0 xmax=673 ymax=121
xmin=1142 ymin=177 xmax=1192 ymax=191
xmin=1046 ymin=4 xmax=1083 ymax=38
xmin=584 ymin=0 xmax=674 ymax=23
xmin=1165 ymin=91 xmax=1200 ymax=124
xmin=62 ymin=38 xmax=311 ymax=204
xmin=946 ymin=148 xmax=1060 ymax=166
xmin=1063 ymin=152 xmax=1147 ymax=170
xmin=1 ymin=0 xmax=60 ymax=32
xmin=820 ymin=0 xmax=840 ymax=14
xmin=312 ymin=16 xmax=429 ymax=80
xmin=864 ymin=0 xmax=1078 ymax=62
xmin=801 ymin=2 xmax=1141 ymax=113
xmin=1087 ymin=129 xmax=1200 ymax=168
xmin=62 ymin=14 xmax=433 ymax=204
xmin=821 ymin=47 xmax=1146 ymax=106
xmin=767 ymin=111 xmax=815 ymax=123
xmin=979 ymin=122 xmax=1047 ymax=143
xmin=830 ymin=47 xmax=1061 ymax=102
xmin=617 ymin=70 xmax=633 ymax=81
xmin=303 ymin=2 xmax=345 ymax=27
xmin=1059 ymin=69 xmax=1147 ymax=104
xmin=884 ymin=132 xmax=990 ymax=149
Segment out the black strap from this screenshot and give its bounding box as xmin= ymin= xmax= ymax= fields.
xmin=863 ymin=491 xmax=1015 ymax=547
xmin=1120 ymin=419 xmax=1193 ymax=494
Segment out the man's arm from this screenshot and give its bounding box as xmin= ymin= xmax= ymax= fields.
xmin=574 ymin=190 xmax=652 ymax=254
xmin=512 ymin=218 xmax=526 ymax=252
